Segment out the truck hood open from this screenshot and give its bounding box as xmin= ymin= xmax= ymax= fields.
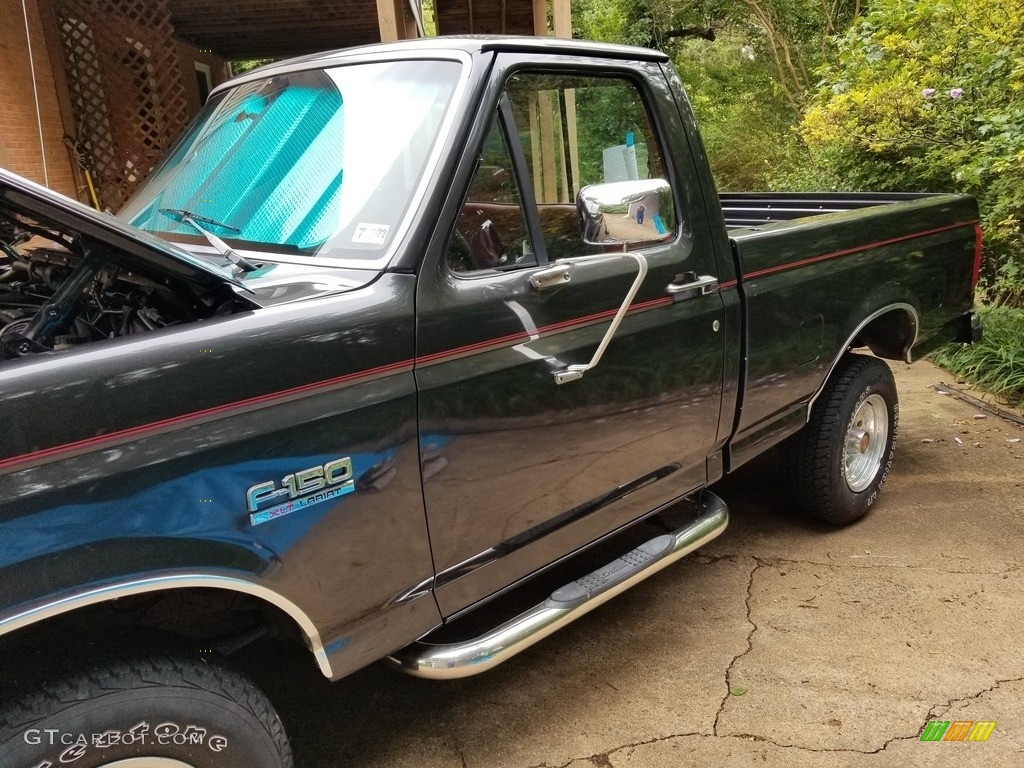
xmin=0 ymin=168 xmax=250 ymax=292
xmin=0 ymin=169 xmax=382 ymax=305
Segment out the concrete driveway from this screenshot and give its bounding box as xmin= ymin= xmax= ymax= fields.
xmin=247 ymin=359 xmax=1023 ymax=768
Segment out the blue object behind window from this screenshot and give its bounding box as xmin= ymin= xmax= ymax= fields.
xmin=128 ymin=72 xmax=344 ymax=251
xmin=122 ymin=60 xmax=463 ymax=261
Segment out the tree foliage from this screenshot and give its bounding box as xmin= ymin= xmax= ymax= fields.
xmin=230 ymin=59 xmax=275 ymax=75
xmin=573 ymin=0 xmax=859 ymax=107
xmin=672 ymin=31 xmax=808 ymax=190
xmin=571 ymin=0 xmax=1024 ymax=305
xmin=801 ymin=0 xmax=1024 ymax=304
xmin=571 ymin=0 xmax=861 ymax=191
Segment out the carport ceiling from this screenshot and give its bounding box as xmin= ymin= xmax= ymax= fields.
xmin=167 ymin=0 xmax=382 ymax=60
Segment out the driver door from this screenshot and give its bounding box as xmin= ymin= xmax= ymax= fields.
xmin=416 ymin=62 xmax=726 ymax=617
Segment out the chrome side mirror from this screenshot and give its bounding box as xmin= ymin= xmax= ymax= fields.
xmin=576 ymin=179 xmax=676 ymax=247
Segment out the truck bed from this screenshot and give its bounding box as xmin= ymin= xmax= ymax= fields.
xmin=722 ymin=191 xmax=980 ymax=469
xmin=720 ymin=191 xmax=939 ymax=229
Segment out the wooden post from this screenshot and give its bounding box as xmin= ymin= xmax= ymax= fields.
xmin=431 ymin=0 xmax=441 ymax=35
xmin=377 ymin=0 xmax=407 ymax=41
xmin=529 ymin=97 xmax=543 ymax=201
xmin=537 ymin=90 xmax=558 ymax=204
xmin=532 ymin=0 xmax=547 ymax=36
xmin=36 ymin=0 xmax=82 ymax=199
xmin=564 ymin=89 xmax=579 ymax=197
xmin=404 ymin=3 xmax=420 ymax=38
xmin=552 ymin=0 xmax=571 ymax=38
xmin=552 ymin=0 xmax=578 ymax=197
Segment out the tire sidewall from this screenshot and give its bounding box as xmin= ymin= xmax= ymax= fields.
xmin=830 ymin=365 xmax=898 ymax=523
xmin=0 ymin=650 xmax=289 ymax=768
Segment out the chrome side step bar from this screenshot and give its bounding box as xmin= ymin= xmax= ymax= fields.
xmin=385 ymin=492 xmax=729 ymax=680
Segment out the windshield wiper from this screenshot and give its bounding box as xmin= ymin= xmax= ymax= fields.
xmin=159 ymin=208 xmax=259 ymax=273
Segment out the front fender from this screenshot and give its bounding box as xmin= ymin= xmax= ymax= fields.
xmin=0 ymin=564 xmax=334 ymax=677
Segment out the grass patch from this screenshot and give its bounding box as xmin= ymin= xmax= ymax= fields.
xmin=932 ymin=306 xmax=1024 ymax=412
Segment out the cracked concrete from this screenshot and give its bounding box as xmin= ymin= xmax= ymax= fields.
xmin=713 ymin=557 xmax=761 ymax=737
xmin=246 ymin=360 xmax=1023 ymax=767
xmin=453 ymin=735 xmax=469 ymax=768
xmin=712 ymin=561 xmax=1023 ymax=752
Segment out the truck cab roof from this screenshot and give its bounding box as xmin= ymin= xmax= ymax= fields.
xmin=213 ymin=35 xmax=670 ymax=97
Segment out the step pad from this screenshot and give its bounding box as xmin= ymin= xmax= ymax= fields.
xmin=547 ymin=535 xmax=674 ymax=609
xmin=386 ymin=491 xmax=729 ymax=679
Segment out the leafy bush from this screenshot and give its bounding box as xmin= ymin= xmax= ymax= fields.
xmin=932 ymin=306 xmax=1024 ymax=411
xmin=229 ymin=59 xmax=275 ymax=75
xmin=798 ymin=0 xmax=1024 ymax=305
xmin=671 ymin=33 xmax=814 ymax=192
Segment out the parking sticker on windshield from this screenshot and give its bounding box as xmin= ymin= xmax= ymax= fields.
xmin=353 ymin=223 xmax=390 ymax=246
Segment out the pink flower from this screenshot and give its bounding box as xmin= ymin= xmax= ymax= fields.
xmin=922 ymin=88 xmax=936 ymax=98
xmin=950 ymin=88 xmax=964 ymax=99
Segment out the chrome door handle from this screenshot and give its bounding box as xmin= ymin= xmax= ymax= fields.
xmin=530 ymin=265 xmax=572 ymax=290
xmin=666 ymin=274 xmax=718 ymax=296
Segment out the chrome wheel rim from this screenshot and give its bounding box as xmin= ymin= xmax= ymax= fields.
xmin=844 ymin=394 xmax=888 ymax=493
xmin=100 ymin=759 xmax=197 ymax=767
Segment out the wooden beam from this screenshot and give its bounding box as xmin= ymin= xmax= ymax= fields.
xmin=377 ymin=0 xmax=406 ymax=41
xmin=36 ymin=0 xmax=82 ymax=200
xmin=528 ymin=97 xmax=543 ymax=201
xmin=404 ymin=2 xmax=420 ymax=38
xmin=552 ymin=0 xmax=571 ymax=38
xmin=538 ymin=90 xmax=558 ymax=204
xmin=564 ymin=88 xmax=579 ymax=197
xmin=532 ymin=0 xmax=547 ymax=36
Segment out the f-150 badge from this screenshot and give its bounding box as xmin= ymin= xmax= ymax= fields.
xmin=247 ymin=457 xmax=354 ymax=526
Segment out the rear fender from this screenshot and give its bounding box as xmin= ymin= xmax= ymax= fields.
xmin=808 ymin=301 xmax=919 ymax=419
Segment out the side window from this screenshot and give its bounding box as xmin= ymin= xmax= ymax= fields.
xmin=504 ymin=73 xmax=673 ymax=260
xmin=447 ymin=118 xmax=536 ymax=273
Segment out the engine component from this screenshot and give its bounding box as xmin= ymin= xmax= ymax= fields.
xmin=0 ymin=212 xmax=244 ymax=360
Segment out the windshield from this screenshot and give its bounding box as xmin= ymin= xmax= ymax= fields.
xmin=120 ymin=59 xmax=462 ymax=262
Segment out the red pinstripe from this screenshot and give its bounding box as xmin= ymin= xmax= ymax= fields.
xmin=8 ymin=221 xmax=970 ymax=472
xmin=741 ymin=220 xmax=978 ymax=281
xmin=0 ymin=296 xmax=677 ymax=471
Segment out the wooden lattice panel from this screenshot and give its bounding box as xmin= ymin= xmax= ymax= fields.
xmin=56 ymin=0 xmax=191 ymax=210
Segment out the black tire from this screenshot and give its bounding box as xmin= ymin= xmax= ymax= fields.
xmin=783 ymin=354 xmax=899 ymax=526
xmin=0 ymin=636 xmax=292 ymax=768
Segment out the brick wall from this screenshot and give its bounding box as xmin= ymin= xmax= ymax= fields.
xmin=0 ymin=0 xmax=78 ymax=198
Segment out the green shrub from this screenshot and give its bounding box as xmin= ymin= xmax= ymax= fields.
xmin=671 ymin=34 xmax=812 ymax=192
xmin=932 ymin=306 xmax=1024 ymax=411
xmin=800 ymin=0 xmax=1024 ymax=306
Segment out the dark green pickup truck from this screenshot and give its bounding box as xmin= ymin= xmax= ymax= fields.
xmin=0 ymin=36 xmax=980 ymax=768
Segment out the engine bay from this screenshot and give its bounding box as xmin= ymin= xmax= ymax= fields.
xmin=0 ymin=209 xmax=248 ymax=361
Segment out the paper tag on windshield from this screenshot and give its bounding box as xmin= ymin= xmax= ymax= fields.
xmin=352 ymin=223 xmax=390 ymax=246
